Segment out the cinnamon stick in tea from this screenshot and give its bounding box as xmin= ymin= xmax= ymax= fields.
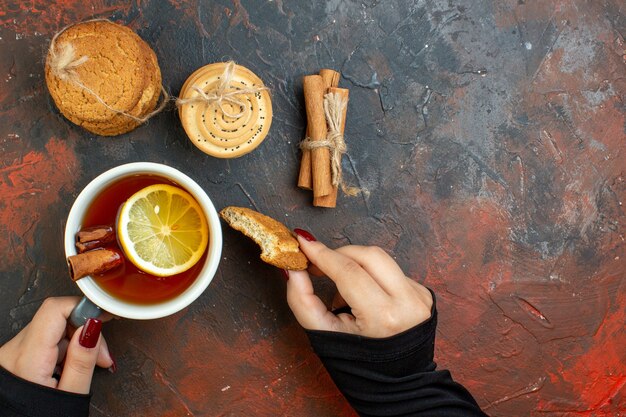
xmin=314 ymin=87 xmax=349 ymax=208
xmin=76 ymin=225 xmax=115 ymax=243
xmin=67 ymin=248 xmax=123 ymax=281
xmin=303 ymin=75 xmax=333 ymax=198
xmin=298 ymin=69 xmax=340 ymax=190
xmin=76 ymin=240 xmax=110 ymax=253
xmin=76 ymin=225 xmax=116 ymax=253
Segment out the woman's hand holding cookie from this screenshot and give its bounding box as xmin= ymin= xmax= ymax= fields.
xmin=286 ymin=230 xmax=433 ymax=338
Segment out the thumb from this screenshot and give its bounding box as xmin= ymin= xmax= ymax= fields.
xmin=57 ymin=318 xmax=102 ymax=394
xmin=286 ymin=270 xmax=355 ymax=333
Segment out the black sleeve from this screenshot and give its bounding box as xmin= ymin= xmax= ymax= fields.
xmin=0 ymin=366 xmax=90 ymax=417
xmin=305 ymin=291 xmax=488 ymax=417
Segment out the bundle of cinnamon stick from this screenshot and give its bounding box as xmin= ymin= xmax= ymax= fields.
xmin=297 ymin=69 xmax=349 ymax=208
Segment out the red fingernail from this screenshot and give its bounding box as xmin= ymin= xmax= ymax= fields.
xmin=79 ymin=318 xmax=102 ymax=348
xmin=281 ymin=269 xmax=289 ymax=281
xmin=294 ymin=228 xmax=316 ymax=242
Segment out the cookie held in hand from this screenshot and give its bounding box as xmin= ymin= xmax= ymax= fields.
xmin=220 ymin=206 xmax=308 ymax=270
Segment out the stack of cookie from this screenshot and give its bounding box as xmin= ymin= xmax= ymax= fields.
xmin=45 ymin=20 xmax=162 ymax=136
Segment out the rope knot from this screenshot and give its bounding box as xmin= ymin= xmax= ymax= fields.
xmin=48 ymin=42 xmax=88 ymax=81
xmin=176 ymin=61 xmax=268 ymax=119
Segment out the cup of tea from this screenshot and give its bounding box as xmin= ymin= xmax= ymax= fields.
xmin=64 ymin=162 xmax=222 ymax=321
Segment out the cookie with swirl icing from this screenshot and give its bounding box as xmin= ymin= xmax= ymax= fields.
xmin=178 ymin=62 xmax=272 ymax=158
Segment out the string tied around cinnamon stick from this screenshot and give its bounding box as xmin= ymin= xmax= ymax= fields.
xmin=47 ymin=18 xmax=169 ymax=123
xmin=175 ymin=61 xmax=268 ymax=119
xmin=300 ymin=92 xmax=359 ymax=196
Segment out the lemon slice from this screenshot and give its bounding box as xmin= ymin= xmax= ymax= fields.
xmin=117 ymin=184 xmax=209 ymax=277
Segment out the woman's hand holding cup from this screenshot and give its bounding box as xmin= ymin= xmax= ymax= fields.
xmin=0 ymin=296 xmax=114 ymax=394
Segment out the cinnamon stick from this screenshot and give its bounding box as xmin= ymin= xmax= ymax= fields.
xmin=76 ymin=225 xmax=115 ymax=243
xmin=297 ymin=131 xmax=314 ymax=190
xmin=303 ymin=75 xmax=333 ymax=198
xmin=298 ymin=69 xmax=340 ymax=190
xmin=319 ymin=69 xmax=341 ymax=88
xmin=67 ymin=248 xmax=123 ymax=281
xmin=314 ymin=87 xmax=350 ymax=208
xmin=76 ymin=240 xmax=109 ymax=253
xmin=76 ymin=225 xmax=116 ymax=253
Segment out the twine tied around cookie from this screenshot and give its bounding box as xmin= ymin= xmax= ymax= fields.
xmin=300 ymin=92 xmax=359 ymax=196
xmin=48 ymin=42 xmax=88 ymax=82
xmin=175 ymin=61 xmax=268 ymax=119
xmin=47 ymin=18 xmax=169 ymax=124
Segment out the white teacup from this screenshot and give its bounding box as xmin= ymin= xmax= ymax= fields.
xmin=64 ymin=162 xmax=222 ymax=320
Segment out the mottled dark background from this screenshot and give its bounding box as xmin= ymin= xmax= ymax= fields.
xmin=0 ymin=0 xmax=624 ymax=416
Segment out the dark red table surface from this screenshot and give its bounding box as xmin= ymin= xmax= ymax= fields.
xmin=1 ymin=1 xmax=624 ymax=416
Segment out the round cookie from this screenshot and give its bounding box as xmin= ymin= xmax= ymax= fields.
xmin=45 ymin=20 xmax=158 ymax=131
xmin=178 ymin=62 xmax=272 ymax=158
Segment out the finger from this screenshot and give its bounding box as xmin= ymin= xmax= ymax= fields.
xmin=96 ymin=335 xmax=115 ymax=370
xmin=336 ymin=312 xmax=358 ymax=328
xmin=57 ymin=335 xmax=114 ymax=371
xmin=65 ymin=311 xmax=113 ymax=341
xmin=407 ymin=279 xmax=434 ymax=310
xmin=296 ymin=236 xmax=388 ymax=309
xmin=57 ymin=318 xmax=102 ymax=394
xmin=29 ymin=297 xmax=83 ymax=348
xmin=57 ymin=338 xmax=69 ymax=365
xmin=286 ymin=270 xmax=355 ymax=333
xmin=335 ymin=246 xmax=408 ymax=295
